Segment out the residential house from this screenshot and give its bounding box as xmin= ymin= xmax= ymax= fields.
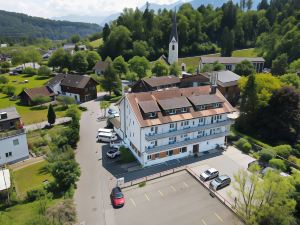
xmin=131 ymin=75 xmax=181 ymax=93
xmin=78 ymin=45 xmax=87 ymax=51
xmin=0 ymin=54 xmax=12 ymax=63
xmin=199 ymin=56 xmax=265 ymax=73
xmin=19 ymin=86 xmax=56 ymax=106
xmin=118 ymin=84 xmax=235 ymax=167
xmin=42 ymin=49 xmax=56 ymax=59
xmin=13 ymin=62 xmax=40 ymax=73
xmin=47 ymin=74 xmax=98 ymax=102
xmin=0 ymin=107 xmax=29 ymax=165
xmin=63 ymin=43 xmax=76 ymax=55
xmin=93 ymin=61 xmax=108 ymax=75
xmin=0 ymin=44 xmax=8 ymax=48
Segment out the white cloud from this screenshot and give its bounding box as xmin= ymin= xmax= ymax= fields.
xmin=0 ymin=0 xmax=182 ymax=18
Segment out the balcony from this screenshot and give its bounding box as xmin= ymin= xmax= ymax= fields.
xmin=145 ymin=131 xmax=230 ymax=154
xmin=145 ymin=120 xmax=233 ymax=141
xmin=0 ymin=128 xmax=25 ymax=140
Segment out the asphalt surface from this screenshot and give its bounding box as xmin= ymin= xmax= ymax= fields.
xmin=115 ymin=171 xmax=243 ymax=225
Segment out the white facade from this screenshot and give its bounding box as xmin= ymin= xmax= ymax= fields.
xmin=119 ymin=96 xmax=232 ymax=167
xmin=168 ymin=37 xmax=178 ymax=65
xmin=0 ymin=132 xmax=29 ymax=165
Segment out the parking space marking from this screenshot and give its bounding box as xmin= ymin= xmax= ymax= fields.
xmin=158 ymin=190 xmax=164 ymax=197
xmin=130 ymin=198 xmax=136 ymax=207
xmin=201 ymin=219 xmax=207 ymax=225
xmin=144 ymin=193 xmax=150 ymax=201
xmin=214 ymin=212 xmax=223 ymax=222
xmin=171 ymin=185 xmax=176 ymax=192
xmin=183 ymin=181 xmax=189 ymax=188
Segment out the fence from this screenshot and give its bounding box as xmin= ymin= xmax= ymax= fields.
xmin=119 ymin=165 xmax=186 ymax=188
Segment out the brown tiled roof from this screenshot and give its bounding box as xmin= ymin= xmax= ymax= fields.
xmin=47 ymin=74 xmax=97 ymax=89
xmin=188 ymin=95 xmax=224 ymax=106
xmin=93 ymin=61 xmax=108 ymax=71
xmin=157 ymin=96 xmax=192 ymax=110
xmin=139 ymin=100 xmax=160 ymax=113
xmin=47 ymin=74 xmax=65 ymax=88
xmin=22 ymin=86 xmax=55 ymax=100
xmin=200 ymin=56 xmax=265 ymax=64
xmin=125 ymin=86 xmax=235 ymax=128
xmin=143 ymin=75 xmax=180 ymax=87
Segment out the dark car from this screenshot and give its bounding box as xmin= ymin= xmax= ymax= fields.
xmin=209 ymin=175 xmax=231 ymax=191
xmin=111 ymin=187 xmax=125 ymax=207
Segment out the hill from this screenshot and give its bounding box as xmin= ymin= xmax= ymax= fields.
xmin=0 ymin=10 xmax=101 ymax=41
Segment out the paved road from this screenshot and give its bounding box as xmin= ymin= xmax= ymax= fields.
xmin=24 ymin=117 xmax=71 ymax=131
xmin=74 ymin=96 xmax=115 ymax=225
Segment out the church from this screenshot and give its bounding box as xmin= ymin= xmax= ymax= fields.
xmin=168 ymin=11 xmax=179 ymax=65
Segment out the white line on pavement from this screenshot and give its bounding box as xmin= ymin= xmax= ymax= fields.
xmin=158 ymin=190 xmax=164 ymax=197
xmin=201 ymin=219 xmax=207 ymax=225
xmin=171 ymin=185 xmax=176 ymax=192
xmin=183 ymin=181 xmax=189 ymax=188
xmin=130 ymin=198 xmax=136 ymax=207
xmin=214 ymin=212 xmax=224 ymax=222
xmin=145 ymin=193 xmax=150 ymax=201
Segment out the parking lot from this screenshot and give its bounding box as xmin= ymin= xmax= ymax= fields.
xmin=114 ymin=171 xmax=243 ymax=225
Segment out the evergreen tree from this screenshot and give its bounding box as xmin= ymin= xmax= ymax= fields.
xmin=257 ymin=0 xmax=269 ymax=10
xmin=221 ymin=27 xmax=234 ymax=57
xmin=240 ymin=74 xmax=258 ymax=116
xmin=102 ymin=23 xmax=110 ymax=42
xmin=271 ymin=54 xmax=288 ymax=76
xmin=102 ymin=57 xmax=121 ymax=95
xmin=246 ymin=0 xmax=253 ymax=10
xmin=169 ymin=62 xmax=180 ymax=76
xmin=47 ymin=104 xmax=56 ymax=126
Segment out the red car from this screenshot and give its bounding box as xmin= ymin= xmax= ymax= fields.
xmin=111 ymin=187 xmax=125 ymax=207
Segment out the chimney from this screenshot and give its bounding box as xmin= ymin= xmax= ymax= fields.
xmin=0 ymin=112 xmax=8 ymax=120
xmin=210 ymin=72 xmax=218 ymax=94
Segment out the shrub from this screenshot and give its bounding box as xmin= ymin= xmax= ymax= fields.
xmin=119 ymin=146 xmax=136 ymax=163
xmin=78 ymin=106 xmax=87 ymax=111
xmin=138 ymin=181 xmax=146 ymax=188
xmin=46 ymin=199 xmax=77 ymax=225
xmin=32 ymin=137 xmax=48 ymax=148
xmin=259 ymin=148 xmax=276 ymax=163
xmin=235 ymin=138 xmax=252 ymax=153
xmin=23 ymin=67 xmax=37 ymax=75
xmin=227 ymin=132 xmax=239 ymax=142
xmin=273 ymin=145 xmax=292 ymax=158
xmin=269 ymin=158 xmax=287 ymax=171
xmin=26 ymin=188 xmax=47 ymax=202
xmin=2 ymin=84 xmax=16 ymax=96
xmin=0 ymin=76 xmax=9 ymax=84
xmin=38 ymin=65 xmax=52 ymax=77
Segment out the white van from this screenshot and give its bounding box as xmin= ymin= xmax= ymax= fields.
xmin=98 ymin=128 xmax=114 ymax=134
xmin=97 ymin=132 xmax=118 ymax=142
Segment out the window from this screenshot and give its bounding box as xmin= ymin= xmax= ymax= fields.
xmin=180 ymin=147 xmax=187 ymax=153
xmin=181 ymin=134 xmax=187 ymax=138
xmin=169 ymin=123 xmax=176 ymax=130
xmin=147 ymin=155 xmax=152 ymax=160
xmin=150 ymin=126 xmax=158 ymax=134
xmin=149 ymin=112 xmax=157 ymax=118
xmin=181 ymin=107 xmax=187 ymax=113
xmin=213 ymin=103 xmax=220 ymax=108
xmin=181 ymin=121 xmax=189 ymax=127
xmin=5 ymin=152 xmax=12 ymax=157
xmin=155 ymin=153 xmax=160 ymax=159
xmin=151 ymin=140 xmax=157 ymax=146
xmin=198 ymin=131 xmax=204 ymax=137
xmin=168 ymin=109 xmax=176 ymax=115
xmin=168 ymin=150 xmax=174 ymax=156
xmin=169 ymin=137 xmax=176 ymax=143
xmin=198 ymin=105 xmax=205 ymax=110
xmin=172 ymin=45 xmax=175 ymax=50
xmin=13 ymin=139 xmax=19 ymax=146
xmin=199 ymin=118 xmax=204 ymax=124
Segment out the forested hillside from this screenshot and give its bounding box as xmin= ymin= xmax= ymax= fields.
xmin=100 ymin=0 xmax=300 ymax=67
xmin=0 ymin=10 xmax=101 ymax=42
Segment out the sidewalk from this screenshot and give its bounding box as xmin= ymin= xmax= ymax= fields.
xmin=24 ymin=117 xmax=71 ymax=132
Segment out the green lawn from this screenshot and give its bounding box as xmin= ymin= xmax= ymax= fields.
xmin=232 ymin=48 xmax=258 ymax=57
xmin=0 ymin=74 xmax=67 ymax=124
xmin=13 ymin=160 xmax=53 ymax=198
xmin=90 ymin=38 xmax=103 ymax=49
xmin=0 ymin=198 xmax=61 ymax=225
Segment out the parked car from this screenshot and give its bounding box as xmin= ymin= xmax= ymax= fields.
xmin=107 ymin=149 xmax=120 ymax=159
xmin=110 ymin=140 xmax=124 ymax=149
xmin=107 ymin=108 xmax=120 ymax=118
xmin=98 ymin=128 xmax=114 ymax=134
xmin=97 ymin=132 xmax=118 ymax=142
xmin=209 ymin=175 xmax=231 ymax=191
xmin=200 ymin=168 xmax=219 ymax=181
xmin=111 ymin=187 xmax=125 ymax=207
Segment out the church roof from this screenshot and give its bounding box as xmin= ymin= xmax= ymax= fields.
xmin=169 ymin=11 xmax=178 ymax=42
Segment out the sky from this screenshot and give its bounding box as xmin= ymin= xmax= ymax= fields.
xmin=0 ymin=0 xmax=183 ymax=18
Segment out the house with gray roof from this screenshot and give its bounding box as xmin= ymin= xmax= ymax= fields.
xmin=199 ymin=56 xmax=265 ymax=73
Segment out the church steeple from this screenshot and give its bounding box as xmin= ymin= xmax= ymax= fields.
xmin=168 ymin=9 xmax=178 ymax=65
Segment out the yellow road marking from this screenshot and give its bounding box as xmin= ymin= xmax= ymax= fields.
xmin=201 ymin=219 xmax=207 ymax=225
xmin=171 ymin=185 xmax=176 ymax=192
xmin=158 ymin=190 xmax=164 ymax=197
xmin=145 ymin=193 xmax=150 ymax=201
xmin=183 ymin=181 xmax=189 ymax=188
xmin=130 ymin=198 xmax=136 ymax=207
xmin=214 ymin=212 xmax=223 ymax=222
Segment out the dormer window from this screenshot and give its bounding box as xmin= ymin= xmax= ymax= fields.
xmin=213 ymin=103 xmax=220 ymax=108
xmin=181 ymin=107 xmax=187 ymax=113
xmin=168 ymin=109 xmax=176 ymax=115
xmin=149 ymin=112 xmax=157 ymax=118
xmin=197 ymin=105 xmax=206 ymax=111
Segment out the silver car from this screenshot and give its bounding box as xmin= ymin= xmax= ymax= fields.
xmin=209 ymin=175 xmax=231 ymax=191
xmin=200 ymin=168 xmax=219 ymax=181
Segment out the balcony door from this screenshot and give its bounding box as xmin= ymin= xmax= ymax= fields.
xmin=193 ymin=144 xmax=199 ymax=153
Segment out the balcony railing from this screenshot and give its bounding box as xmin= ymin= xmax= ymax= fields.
xmin=145 ymin=120 xmax=233 ymax=141
xmin=0 ymin=128 xmax=25 ymax=140
xmin=145 ymin=131 xmax=230 ymax=154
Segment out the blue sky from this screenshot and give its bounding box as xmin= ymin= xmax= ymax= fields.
xmin=0 ymin=0 xmax=184 ymax=18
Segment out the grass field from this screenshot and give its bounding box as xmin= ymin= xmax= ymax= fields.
xmin=0 ymin=198 xmax=61 ymax=225
xmin=178 ymin=48 xmax=258 ymax=69
xmin=90 ymin=38 xmax=103 ymax=49
xmin=0 ymin=74 xmax=66 ymax=124
xmin=13 ymin=160 xmax=53 ymax=197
